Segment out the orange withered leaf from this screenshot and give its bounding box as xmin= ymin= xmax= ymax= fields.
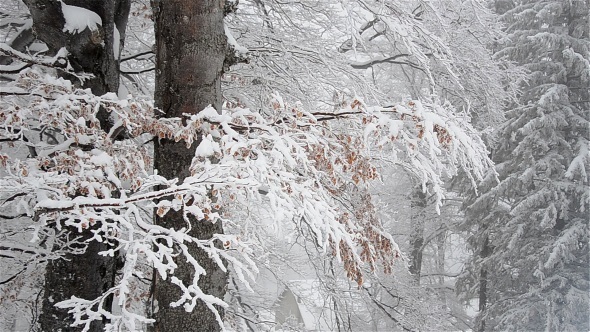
xmin=156 ymin=206 xmax=169 ymax=217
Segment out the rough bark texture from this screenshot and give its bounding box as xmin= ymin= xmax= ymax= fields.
xmin=22 ymin=1 xmax=130 ymax=330
xmin=150 ymin=1 xmax=228 ymax=331
xmin=40 ymin=236 xmax=116 ymax=332
xmin=24 ymin=0 xmax=130 ymax=131
xmin=23 ymin=0 xmax=130 ymax=95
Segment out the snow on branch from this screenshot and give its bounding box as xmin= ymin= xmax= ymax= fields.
xmin=0 ymin=43 xmax=69 ymax=69
xmin=60 ymin=1 xmax=103 ymax=35
xmin=0 ymin=69 xmax=492 ymax=330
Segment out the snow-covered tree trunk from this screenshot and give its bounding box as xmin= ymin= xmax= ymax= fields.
xmin=149 ymin=1 xmax=228 ymax=331
xmin=23 ymin=0 xmax=129 ymax=95
xmin=20 ymin=1 xmax=131 ymax=330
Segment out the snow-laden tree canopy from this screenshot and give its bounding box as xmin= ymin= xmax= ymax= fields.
xmin=0 ymin=0 xmax=515 ymax=330
xmin=0 ymin=60 xmax=493 ymax=328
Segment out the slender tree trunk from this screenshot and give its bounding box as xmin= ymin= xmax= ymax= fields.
xmin=477 ymin=236 xmax=492 ymax=332
xmin=436 ymin=233 xmax=445 ymax=285
xmin=22 ymin=1 xmax=130 ymax=330
xmin=408 ymin=186 xmax=427 ymax=285
xmin=150 ymin=1 xmax=228 ymax=331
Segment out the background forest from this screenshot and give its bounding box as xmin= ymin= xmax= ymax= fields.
xmin=0 ymin=0 xmax=588 ymax=331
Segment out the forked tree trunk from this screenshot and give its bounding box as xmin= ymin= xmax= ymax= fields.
xmin=22 ymin=1 xmax=130 ymax=330
xmin=23 ymin=0 xmax=129 ymax=96
xmin=150 ymin=1 xmax=228 ymax=331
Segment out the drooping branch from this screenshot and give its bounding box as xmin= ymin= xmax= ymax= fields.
xmin=338 ymin=17 xmax=380 ymax=53
xmin=120 ymin=67 xmax=155 ymax=74
xmin=0 ymin=212 xmax=29 ymax=220
xmin=0 ymin=62 xmax=32 ymax=73
xmin=0 ymin=44 xmax=69 ymax=69
xmin=0 ymin=24 xmax=35 ymax=66
xmin=349 ymin=53 xmax=424 ymax=71
xmin=363 ymin=287 xmax=415 ymax=332
xmin=120 ymin=50 xmax=154 ymax=62
xmin=0 ymin=267 xmax=27 ymax=285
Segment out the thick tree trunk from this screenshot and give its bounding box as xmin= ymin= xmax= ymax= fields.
xmin=23 ymin=0 xmax=129 ymax=95
xmin=150 ymin=1 xmax=228 ymax=331
xmin=40 ymin=239 xmax=116 ymax=332
xmin=22 ymin=1 xmax=130 ymax=330
xmin=24 ymin=0 xmax=130 ymax=131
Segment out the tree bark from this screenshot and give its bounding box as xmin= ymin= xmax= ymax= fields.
xmin=22 ymin=1 xmax=130 ymax=330
xmin=408 ymin=186 xmax=427 ymax=285
xmin=40 ymin=239 xmax=117 ymax=332
xmin=476 ymin=236 xmax=492 ymax=332
xmin=150 ymin=0 xmax=228 ymax=331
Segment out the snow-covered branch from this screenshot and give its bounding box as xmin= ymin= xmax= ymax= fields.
xmin=0 ymin=65 xmax=492 ymax=329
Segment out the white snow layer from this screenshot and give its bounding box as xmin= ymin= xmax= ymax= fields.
xmin=61 ymin=1 xmax=102 ymax=34
xmin=225 ymin=25 xmax=248 ymax=54
xmin=195 ymin=134 xmax=220 ymax=157
xmin=113 ymin=25 xmax=120 ymax=59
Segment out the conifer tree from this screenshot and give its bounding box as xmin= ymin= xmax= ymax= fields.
xmin=459 ymin=0 xmax=590 ymax=330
